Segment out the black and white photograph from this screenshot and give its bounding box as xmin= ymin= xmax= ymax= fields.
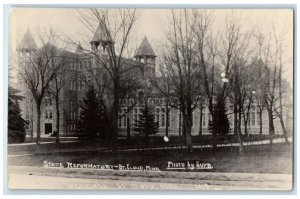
xmin=6 ymin=7 xmax=294 ymax=191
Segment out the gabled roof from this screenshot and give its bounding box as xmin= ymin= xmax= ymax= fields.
xmin=135 ymin=36 xmax=156 ymax=57
xmin=17 ymin=29 xmax=37 ymax=51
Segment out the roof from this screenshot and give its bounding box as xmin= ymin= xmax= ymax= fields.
xmin=17 ymin=29 xmax=37 ymax=51
xmin=91 ymin=23 xmax=113 ymax=43
xmin=135 ymin=36 xmax=156 ymax=57
xmin=75 ymin=43 xmax=84 ymax=54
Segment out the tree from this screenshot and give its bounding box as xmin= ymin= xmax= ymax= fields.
xmin=47 ymin=34 xmax=67 ymax=143
xmin=78 ymin=85 xmax=106 ymax=139
xmin=19 ymin=30 xmax=66 ymax=144
xmin=8 ymin=86 xmax=26 ymax=143
xmin=133 ymin=104 xmax=158 ymax=142
xmin=77 ymin=8 xmax=141 ymax=151
xmin=161 ymin=9 xmax=206 ymax=153
xmin=193 ymin=10 xmax=217 ymax=139
xmin=154 ymin=62 xmax=173 ymax=137
xmin=219 ymin=12 xmax=253 ymax=154
xmin=209 ymin=94 xmax=230 ymax=137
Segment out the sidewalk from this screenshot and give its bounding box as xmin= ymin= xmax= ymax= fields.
xmin=8 ymin=137 xmax=293 ymax=157
xmin=8 ymin=165 xmax=293 ymax=190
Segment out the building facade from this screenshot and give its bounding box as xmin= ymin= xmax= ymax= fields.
xmin=16 ymin=28 xmax=293 ymax=138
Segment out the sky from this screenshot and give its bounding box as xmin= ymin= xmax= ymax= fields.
xmin=8 ymin=8 xmax=294 ymax=86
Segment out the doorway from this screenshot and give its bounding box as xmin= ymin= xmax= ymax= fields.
xmin=45 ymin=123 xmax=52 ymax=135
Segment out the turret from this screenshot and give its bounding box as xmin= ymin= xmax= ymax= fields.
xmin=134 ymin=36 xmax=156 ymax=64
xmin=75 ymin=42 xmax=84 ymax=54
xmin=135 ymin=36 xmax=156 ymax=78
xmin=16 ymin=29 xmax=37 ymax=57
xmin=90 ymin=23 xmax=114 ymax=54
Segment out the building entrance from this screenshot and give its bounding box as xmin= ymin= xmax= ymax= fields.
xmin=45 ymin=123 xmax=52 ymax=135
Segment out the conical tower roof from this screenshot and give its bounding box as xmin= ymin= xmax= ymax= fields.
xmin=75 ymin=43 xmax=84 ymax=54
xmin=91 ymin=23 xmax=112 ymax=43
xmin=135 ymin=36 xmax=156 ymax=57
xmin=17 ymin=29 xmax=37 ymax=51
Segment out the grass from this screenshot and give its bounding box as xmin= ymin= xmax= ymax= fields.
xmin=8 ymin=143 xmax=292 ymax=174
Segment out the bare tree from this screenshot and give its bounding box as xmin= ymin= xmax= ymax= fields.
xmin=192 ymin=10 xmax=222 ymax=150
xmin=76 ymin=9 xmax=141 ymax=151
xmin=273 ymin=34 xmax=291 ymax=144
xmin=252 ymin=23 xmax=291 ymax=147
xmin=153 ymin=59 xmax=173 ymax=137
xmin=19 ymin=30 xmax=67 ymax=144
xmin=48 ymin=69 xmax=64 ymax=143
xmin=162 ymin=9 xmax=204 ymax=153
xmin=218 ymin=12 xmax=246 ymax=154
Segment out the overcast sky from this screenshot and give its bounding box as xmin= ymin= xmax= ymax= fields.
xmin=9 ymin=8 xmax=294 ymax=85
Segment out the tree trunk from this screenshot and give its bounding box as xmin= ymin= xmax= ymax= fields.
xmin=234 ymin=104 xmax=238 ymax=135
xmin=36 ymin=104 xmax=41 ymax=145
xmin=31 ymin=103 xmax=34 ymax=138
xmin=199 ymin=103 xmax=203 ymax=136
xmin=166 ymin=102 xmax=169 ymax=137
xmin=267 ymin=108 xmax=275 ymax=149
xmin=278 ymin=115 xmax=289 ymax=144
xmin=186 ymin=129 xmax=193 ymax=153
xmin=111 ymin=80 xmax=120 ymax=152
xmin=55 ymin=94 xmax=60 ymax=143
xmin=212 ymin=117 xmax=217 ymax=152
xmin=185 ymin=115 xmax=193 ymax=153
xmin=111 ymin=109 xmax=118 ymax=152
xmin=237 ymin=106 xmax=244 ymax=154
xmin=243 ymin=116 xmax=248 ymax=136
xmin=259 ymin=109 xmax=263 ymax=135
xmin=178 ymin=110 xmax=182 ymax=137
xmin=127 ymin=117 xmax=130 ymax=140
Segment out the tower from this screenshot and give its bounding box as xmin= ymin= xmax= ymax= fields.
xmin=16 ymin=29 xmax=37 ymax=136
xmin=17 ymin=29 xmax=37 ymax=57
xmin=90 ymin=23 xmax=114 ymax=54
xmin=134 ymin=36 xmax=156 ymax=78
xmin=75 ymin=42 xmax=84 ymax=54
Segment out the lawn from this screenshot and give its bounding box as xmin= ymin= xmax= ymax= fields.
xmin=8 ymin=143 xmax=293 ymax=174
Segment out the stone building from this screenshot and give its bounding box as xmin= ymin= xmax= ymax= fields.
xmin=16 ymin=27 xmax=293 ymax=138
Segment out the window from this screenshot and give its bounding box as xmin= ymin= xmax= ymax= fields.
xmin=49 ymin=112 xmax=52 ymax=119
xmin=134 ymin=109 xmax=138 ymax=125
xmin=230 ymin=113 xmax=234 ymax=127
xmin=167 ymin=111 xmax=170 ymax=128
xmin=161 ymin=108 xmax=166 ymax=127
xmin=123 ymin=111 xmax=127 ymax=127
xmin=161 ymin=113 xmax=165 ymax=127
xmin=72 ymin=62 xmax=77 ymax=70
xmin=79 ymin=62 xmax=82 ymax=70
xmin=73 ymin=81 xmax=76 ymax=90
xmin=70 ymin=80 xmax=76 ymax=90
xmin=178 ymin=111 xmax=182 ymax=128
xmin=191 ymin=113 xmax=194 ymax=127
xmin=202 ymin=113 xmax=206 ymax=127
xmin=257 ymin=111 xmax=260 ymax=125
xmin=49 ymin=98 xmax=52 ymax=106
xmin=156 ymin=108 xmax=160 ymax=127
xmin=78 ymin=79 xmax=82 ymax=90
xmin=251 ymin=111 xmax=256 ymax=126
xmin=118 ymin=115 xmax=122 ymax=127
xmin=45 ymin=112 xmax=48 ymax=119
